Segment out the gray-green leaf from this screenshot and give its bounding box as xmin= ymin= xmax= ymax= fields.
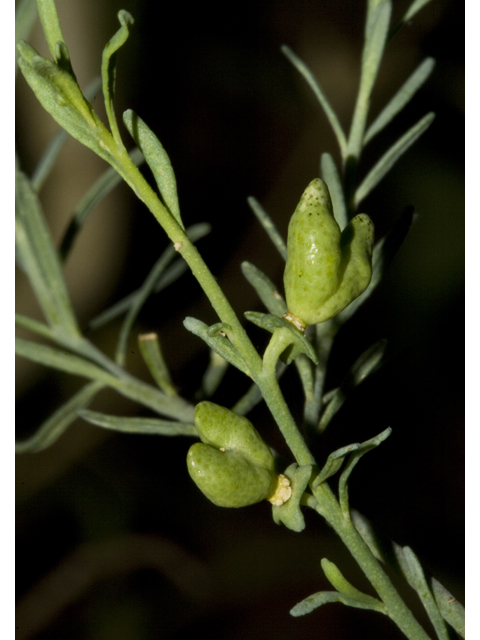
xmin=80 ymin=409 xmax=197 ymax=437
xmin=16 ymin=169 xmax=80 ymax=338
xmin=123 ymin=109 xmax=183 ymax=228
xmin=241 ymin=262 xmax=287 ymax=317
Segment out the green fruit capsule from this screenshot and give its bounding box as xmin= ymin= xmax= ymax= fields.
xmin=187 ymin=402 xmax=281 ymax=508
xmin=283 ymin=179 xmax=374 ymax=327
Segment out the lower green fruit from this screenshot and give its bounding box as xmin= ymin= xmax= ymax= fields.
xmin=187 ymin=402 xmax=278 ymax=508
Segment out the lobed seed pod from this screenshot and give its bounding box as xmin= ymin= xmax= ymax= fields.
xmin=283 ymin=179 xmax=374 ymax=327
xmin=187 ymin=402 xmax=280 ymax=508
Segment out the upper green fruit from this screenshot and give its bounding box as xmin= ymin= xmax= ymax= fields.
xmin=284 ymin=179 xmax=374 ymax=327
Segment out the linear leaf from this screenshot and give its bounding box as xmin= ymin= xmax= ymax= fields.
xmin=318 ymin=339 xmax=387 ymax=432
xmin=365 ymin=58 xmax=435 ymax=145
xmin=321 ymin=558 xmax=386 ymax=613
xmin=79 ymin=409 xmax=197 ymax=437
xmin=16 ymin=381 xmax=103 ymax=453
xmin=123 ymin=109 xmax=183 ymax=228
xmin=313 ymin=443 xmax=360 ymax=488
xmin=15 ymin=313 xmax=54 ymax=341
xmin=16 ymin=169 xmax=80 ymax=337
xmin=241 ymin=262 xmax=287 ymax=317
xmin=245 ymin=312 xmax=318 ymax=365
xmin=281 ymin=45 xmax=347 ymax=159
xmin=355 ymin=112 xmax=435 ymax=207
xmin=138 ymin=333 xmax=176 ymax=396
xmin=59 ymin=146 xmax=144 ymax=259
xmin=15 ymin=0 xmax=37 ymax=77
xmin=16 ymin=336 xmax=119 ymax=385
xmin=88 ymin=223 xmax=210 ymax=330
xmin=115 ymin=225 xmax=209 ymax=365
xmin=347 ymin=1 xmax=392 ymax=159
xmin=247 ymin=197 xmax=287 ymax=260
xmin=16 ymin=335 xmax=195 ymax=422
xmin=320 ymin=153 xmax=348 ymax=229
xmin=338 ymin=428 xmax=392 ymax=516
xmin=36 ymin=0 xmax=65 ymax=60
xmin=350 ymin=509 xmax=387 ymax=563
xmin=197 ymin=350 xmax=230 ymax=399
xmin=390 ymin=0 xmax=434 ymax=37
xmin=101 ymin=11 xmax=134 ymax=147
xmin=291 ymin=590 xmax=386 ymax=617
xmin=183 ymin=317 xmax=251 ymax=377
xmin=431 ymin=578 xmax=465 ymax=638
xmin=394 ymin=547 xmax=449 ymax=640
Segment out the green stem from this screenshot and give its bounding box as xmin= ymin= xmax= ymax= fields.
xmin=111 ymin=146 xmax=264 ymax=378
xmin=313 ymin=483 xmax=431 ymax=640
xmin=107 ymin=146 xmax=316 ymax=465
xmin=259 ymin=328 xmax=316 ymax=466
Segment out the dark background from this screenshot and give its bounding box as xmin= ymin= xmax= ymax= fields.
xmin=16 ymin=0 xmax=464 ymax=638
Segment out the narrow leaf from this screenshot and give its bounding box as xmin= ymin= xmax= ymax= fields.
xmin=355 ymin=112 xmax=435 ymax=207
xmin=291 ymin=590 xmax=386 ymax=617
xmin=395 ymin=547 xmax=450 ymax=640
xmin=36 ymin=0 xmax=66 ymax=61
xmin=313 ymin=443 xmax=361 ymax=488
xmin=321 ymin=558 xmax=386 ymax=613
xmin=101 ymin=11 xmax=134 ymax=147
xmin=231 ymin=382 xmax=264 ymax=416
xmin=17 ymin=339 xmax=195 ymax=423
xmin=245 ymin=312 xmax=318 ymax=365
xmin=183 ymin=317 xmax=251 ymax=377
xmin=123 ymin=109 xmax=183 ymax=228
xmin=15 ymin=313 xmax=54 ymax=341
xmin=390 ymin=0 xmax=434 ymax=37
xmin=431 ymin=578 xmax=465 ymax=638
xmin=241 ymin=261 xmax=287 ymax=317
xmin=361 ymin=2 xmax=392 ymax=99
xmin=281 ymin=45 xmax=347 ymax=159
xmin=115 ymin=224 xmax=209 ymax=364
xmin=79 ymin=409 xmax=197 ymax=437
xmin=350 ymin=509 xmax=387 ymax=563
xmin=138 ymin=333 xmax=176 ymax=396
xmin=15 ymin=0 xmax=37 ymax=76
xmin=318 ymin=340 xmax=387 ymax=432
xmin=88 ymin=223 xmax=210 ymax=330
xmin=347 ymin=1 xmax=392 ymax=158
xmin=337 ymin=206 xmax=415 ymax=323
xmin=403 ymin=0 xmax=434 ymax=22
xmin=197 ymin=350 xmax=230 ymax=399
xmin=365 ymin=58 xmax=435 ymax=145
xmin=247 ymin=197 xmax=287 ymax=260
xmin=320 ymin=153 xmax=348 ymax=229
xmin=60 ymin=146 xmax=144 ymax=259
xmin=16 ymin=381 xmax=103 ymax=453
xmin=338 ymin=428 xmax=392 ymax=516
xmin=16 ymin=169 xmax=80 ymax=337
xmin=15 ymin=336 xmax=118 ymax=385
xmin=115 ymin=241 xmax=181 ymax=365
